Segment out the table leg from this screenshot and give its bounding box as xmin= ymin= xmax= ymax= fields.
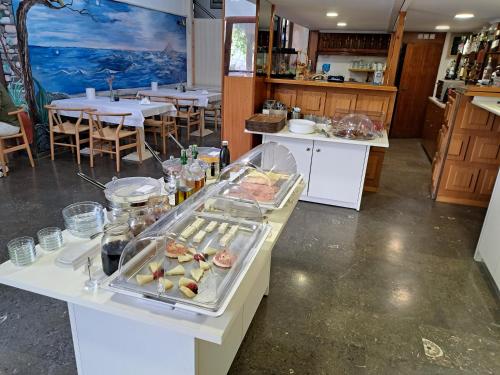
xmin=122 ymin=127 xmax=154 ymax=162
xmin=190 ymin=107 xmax=214 ymax=138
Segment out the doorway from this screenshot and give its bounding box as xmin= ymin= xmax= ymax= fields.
xmin=390 ymin=33 xmax=445 ymax=138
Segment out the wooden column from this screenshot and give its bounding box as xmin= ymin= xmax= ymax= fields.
xmin=384 ymin=11 xmax=406 ymax=86
xmin=307 ymin=30 xmax=319 ymax=73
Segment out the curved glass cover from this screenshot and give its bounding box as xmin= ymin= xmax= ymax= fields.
xmin=217 ymin=142 xmax=300 ymax=209
xmin=104 ymin=177 xmax=162 ymax=204
xmin=107 ymin=181 xmax=270 ymax=316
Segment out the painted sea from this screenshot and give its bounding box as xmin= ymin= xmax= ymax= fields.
xmin=29 ymin=45 xmax=187 ymax=95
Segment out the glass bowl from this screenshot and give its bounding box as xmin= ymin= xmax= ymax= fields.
xmin=37 ymin=227 xmax=64 ymax=251
xmin=63 ymin=201 xmax=105 ymax=238
xmin=8 ymin=236 xmax=37 ymax=266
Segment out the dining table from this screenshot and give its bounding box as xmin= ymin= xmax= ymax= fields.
xmin=50 ymin=96 xmax=177 ymax=162
xmin=137 ymin=88 xmax=221 ymax=138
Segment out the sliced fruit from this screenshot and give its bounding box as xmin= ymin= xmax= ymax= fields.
xmin=166 ymin=242 xmax=188 ymax=258
xmin=193 ymin=253 xmax=205 ymax=262
xmin=191 ymin=268 xmax=204 ymax=282
xmin=179 ymin=277 xmax=197 ymax=287
xmin=179 ymin=285 xmax=196 ymax=298
xmin=199 ymin=260 xmax=211 ymax=271
xmin=152 ymin=268 xmax=164 ymax=280
xmin=186 ymin=282 xmax=198 ymax=294
xmin=187 ymin=247 xmax=197 ymax=255
xmin=165 ymin=265 xmax=185 ymax=276
xmin=149 ymin=261 xmax=162 ymax=273
xmin=136 ymin=274 xmax=154 ymax=285
xmin=178 ymin=254 xmax=194 ymax=263
xmin=213 ymin=250 xmax=236 ymax=269
xmin=205 ymin=247 xmax=217 ymax=256
xmin=159 ymin=277 xmax=174 ymax=290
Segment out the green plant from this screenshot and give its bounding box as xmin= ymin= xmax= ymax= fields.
xmin=7 ymin=80 xmax=28 ymax=110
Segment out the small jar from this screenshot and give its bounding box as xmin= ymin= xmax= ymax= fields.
xmin=128 ymin=207 xmax=156 ymax=237
xmin=101 ymin=223 xmax=133 ymax=276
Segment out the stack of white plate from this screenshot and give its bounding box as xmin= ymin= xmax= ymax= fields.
xmin=288 ymin=119 xmax=316 ymax=134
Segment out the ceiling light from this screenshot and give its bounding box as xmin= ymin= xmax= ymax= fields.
xmin=337 ymin=22 xmax=347 ymax=27
xmin=435 ymin=25 xmax=450 ymax=30
xmin=454 ymin=13 xmax=474 ymax=19
xmin=326 ymin=12 xmax=338 ymax=17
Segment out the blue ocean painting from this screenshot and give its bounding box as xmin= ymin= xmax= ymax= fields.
xmin=12 ymin=0 xmax=187 ymax=95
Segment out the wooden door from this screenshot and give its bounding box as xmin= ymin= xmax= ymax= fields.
xmin=308 ymin=141 xmax=367 ymax=206
xmin=390 ymin=42 xmax=443 ymax=138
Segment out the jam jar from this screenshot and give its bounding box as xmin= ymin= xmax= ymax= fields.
xmin=101 ymin=222 xmax=133 ymax=276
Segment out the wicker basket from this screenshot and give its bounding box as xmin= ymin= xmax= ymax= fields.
xmin=245 ymin=114 xmax=286 ymax=133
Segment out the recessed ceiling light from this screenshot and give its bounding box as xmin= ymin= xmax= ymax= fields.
xmin=454 ymin=13 xmax=474 ymax=19
xmin=326 ymin=12 xmax=338 ymax=17
xmin=435 ymin=25 xmax=450 ymax=30
xmin=337 ymin=22 xmax=347 ymax=27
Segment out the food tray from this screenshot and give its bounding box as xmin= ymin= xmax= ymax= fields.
xmin=245 ymin=114 xmax=286 ymax=133
xmin=104 ymin=182 xmax=270 ymax=317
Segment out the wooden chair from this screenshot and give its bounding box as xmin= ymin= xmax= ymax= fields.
xmin=0 ymin=108 xmax=35 ymax=176
xmin=143 ymin=96 xmax=178 ymax=155
xmin=87 ymin=111 xmax=142 ymax=172
xmin=174 ymin=98 xmax=201 ymax=142
xmin=204 ymin=102 xmax=221 ymax=131
xmin=45 ymin=105 xmax=92 ymax=165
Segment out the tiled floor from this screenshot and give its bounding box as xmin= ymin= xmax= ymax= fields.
xmin=0 ymin=137 xmax=499 ymax=374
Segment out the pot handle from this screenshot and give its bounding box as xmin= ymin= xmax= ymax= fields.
xmin=77 ymin=172 xmax=106 ymax=190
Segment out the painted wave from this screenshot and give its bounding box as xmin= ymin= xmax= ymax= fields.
xmin=29 ymin=45 xmax=187 ymax=95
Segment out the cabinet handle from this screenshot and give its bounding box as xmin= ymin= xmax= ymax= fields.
xmin=306 ymin=147 xmax=311 ymax=151
xmin=316 ymin=148 xmax=321 ymax=152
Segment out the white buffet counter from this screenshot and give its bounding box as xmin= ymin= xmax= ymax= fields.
xmin=246 ymin=127 xmax=389 ymax=210
xmin=0 ymin=181 xmax=304 ymax=375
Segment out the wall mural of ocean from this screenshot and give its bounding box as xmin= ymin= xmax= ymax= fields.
xmin=12 ymin=0 xmax=187 ymax=95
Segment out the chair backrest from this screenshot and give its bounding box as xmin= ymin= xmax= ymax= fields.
xmin=85 ymin=111 xmax=132 ymax=137
xmin=45 ymin=105 xmax=93 ymax=132
xmin=176 ymin=98 xmax=200 ymax=114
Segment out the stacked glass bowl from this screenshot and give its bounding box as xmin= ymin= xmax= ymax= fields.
xmin=63 ymin=202 xmax=105 ymax=238
xmin=8 ymin=237 xmax=37 ymax=266
xmin=37 ymin=227 xmax=64 ymax=251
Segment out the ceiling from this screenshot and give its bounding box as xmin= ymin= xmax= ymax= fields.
xmin=272 ymin=0 xmax=500 ymax=32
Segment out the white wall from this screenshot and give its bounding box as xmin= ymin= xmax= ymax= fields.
xmin=117 ymin=0 xmax=194 ymax=86
xmin=194 ymin=19 xmax=223 ymax=88
xmin=433 ymin=32 xmax=454 ymax=95
xmin=316 ymin=55 xmax=387 ymax=82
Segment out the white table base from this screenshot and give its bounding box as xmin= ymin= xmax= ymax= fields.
xmin=68 ymin=243 xmax=272 ymax=375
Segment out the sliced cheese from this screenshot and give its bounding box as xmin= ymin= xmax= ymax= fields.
xmin=199 ymin=260 xmax=211 ymax=271
xmin=179 ymin=285 xmax=196 ymax=298
xmin=218 ymin=222 xmax=229 ymax=234
xmin=179 ymin=277 xmax=196 ymax=287
xmin=191 ymin=268 xmax=204 ymax=282
xmin=148 ymin=261 xmax=162 ymax=273
xmin=219 ymin=232 xmax=232 ymax=246
xmin=159 ymin=277 xmax=173 ymax=290
xmin=136 ymin=274 xmax=154 ymax=285
xmin=205 ymin=247 xmax=217 ymax=256
xmin=193 ymin=230 xmax=207 ymax=244
xmin=178 ymin=254 xmax=194 ymax=263
xmin=165 ymin=265 xmax=185 ymax=276
xmin=187 ymin=247 xmax=197 ymax=255
xmin=192 ymin=218 xmax=205 ymax=230
xmin=205 ymin=221 xmax=218 ymax=233
xmin=180 ymin=224 xmax=196 ymax=239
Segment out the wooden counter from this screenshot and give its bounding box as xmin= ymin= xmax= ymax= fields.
xmin=264 ymin=78 xmax=398 ymax=92
xmin=422 ymin=97 xmax=445 ymax=160
xmin=262 ymin=78 xmax=398 ymax=192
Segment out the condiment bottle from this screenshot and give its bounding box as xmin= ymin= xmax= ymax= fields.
xmin=220 ymin=141 xmax=230 ymax=170
xmin=101 ymin=223 xmax=133 ymax=276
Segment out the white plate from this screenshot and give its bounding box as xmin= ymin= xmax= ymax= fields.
xmin=288 ymin=119 xmax=315 ymax=134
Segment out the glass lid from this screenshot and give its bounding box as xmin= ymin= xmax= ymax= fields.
xmin=104 ymin=177 xmax=162 ymax=204
xmin=217 ymin=142 xmax=300 ymax=209
xmin=106 ymin=181 xmax=270 ymax=316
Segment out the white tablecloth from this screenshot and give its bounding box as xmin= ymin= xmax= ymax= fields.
xmin=137 ymin=89 xmax=221 ymax=108
xmin=51 ymin=97 xmax=176 ymax=128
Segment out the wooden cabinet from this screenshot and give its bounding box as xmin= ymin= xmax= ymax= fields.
xmin=324 ymin=93 xmax=356 ymax=117
xmin=477 ymin=167 xmax=499 ymax=198
xmin=364 ymin=148 xmax=385 ymax=192
xmin=459 ymin=101 xmax=494 ymax=131
xmin=442 ymin=162 xmax=480 ymax=194
xmin=448 ymin=134 xmax=470 ymax=161
xmin=273 ymin=86 xmax=296 ymax=108
xmin=468 ymin=136 xmax=500 ymax=164
xmin=355 ymin=94 xmax=390 ymax=114
xmin=295 ymin=89 xmax=326 ymax=115
xmin=421 ymin=98 xmax=445 ymax=160
xmin=317 ymin=32 xmax=390 ymax=56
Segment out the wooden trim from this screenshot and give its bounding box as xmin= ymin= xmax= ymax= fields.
xmin=384 ymin=11 xmax=406 ymax=86
xmin=436 ymin=195 xmax=489 ymax=208
xmin=307 ymin=31 xmax=319 ymax=72
xmin=265 ymin=78 xmax=397 ymax=92
xmin=266 ymin=4 xmax=275 ymax=79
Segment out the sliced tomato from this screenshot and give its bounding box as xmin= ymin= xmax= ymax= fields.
xmin=213 ymin=250 xmax=236 ymax=268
